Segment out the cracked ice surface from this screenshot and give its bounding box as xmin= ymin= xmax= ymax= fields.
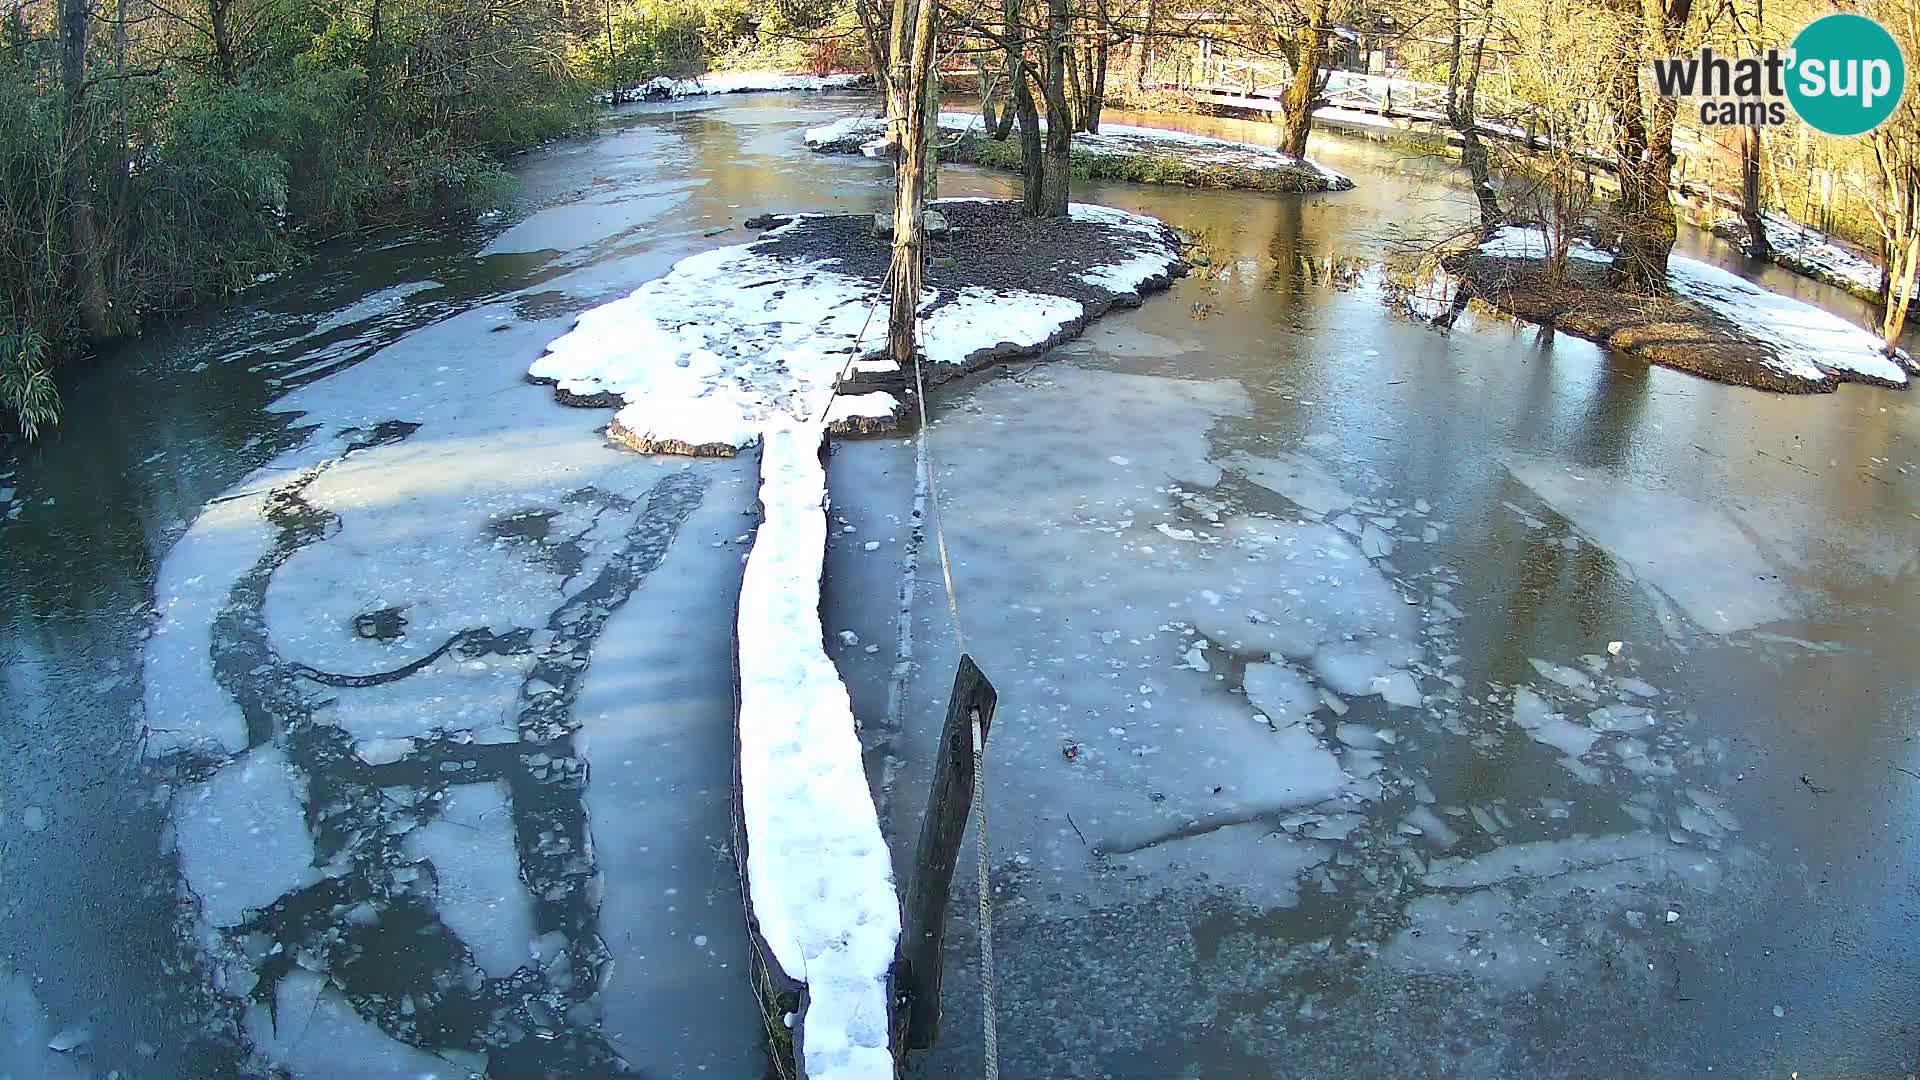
xmin=243 ymin=969 xmax=480 ymax=1080
xmin=901 ymin=365 xmax=1433 ymax=903
xmin=145 ymin=296 xmax=756 ymax=1075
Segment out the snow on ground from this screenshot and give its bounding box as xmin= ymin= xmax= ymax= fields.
xmin=402 ymin=781 xmax=535 ymax=979
xmin=1716 ymin=210 xmax=1908 ymax=302
xmin=1507 ymin=457 xmax=1796 ymax=634
xmin=736 ymin=425 xmax=898 ymax=1080
xmin=524 ymin=203 xmax=1183 ymax=1077
xmin=530 ymin=205 xmax=1183 ymax=453
xmin=605 ymin=72 xmax=864 ymax=103
xmin=1478 ymin=226 xmax=1908 ymax=389
xmin=1665 ymin=257 xmax=1909 ymax=386
xmin=803 ymin=111 xmax=1354 ymax=188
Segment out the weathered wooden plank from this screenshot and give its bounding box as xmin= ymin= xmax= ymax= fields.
xmin=897 ymin=653 xmax=998 ymax=1052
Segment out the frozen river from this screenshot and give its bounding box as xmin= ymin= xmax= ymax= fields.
xmin=1 ymin=93 xmax=1916 ymax=1078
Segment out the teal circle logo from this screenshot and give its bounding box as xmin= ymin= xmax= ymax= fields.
xmin=1787 ymin=13 xmax=1907 ymax=136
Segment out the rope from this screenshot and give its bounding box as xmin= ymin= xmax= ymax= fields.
xmin=910 ymin=332 xmax=997 ymax=1080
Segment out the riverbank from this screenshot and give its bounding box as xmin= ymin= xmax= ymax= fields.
xmin=805 ymin=112 xmax=1353 ymax=193
xmin=1709 ymin=210 xmax=1909 ymax=305
xmin=600 ymin=71 xmax=869 ymax=104
xmin=1445 ymin=227 xmax=1911 ymax=393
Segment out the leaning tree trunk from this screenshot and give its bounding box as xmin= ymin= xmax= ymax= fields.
xmin=1278 ymin=0 xmax=1330 ymax=159
xmin=1446 ymin=0 xmax=1501 ymax=232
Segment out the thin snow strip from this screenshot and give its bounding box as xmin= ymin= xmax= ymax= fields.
xmin=1478 ymin=226 xmax=1906 ymax=387
xmin=615 ymin=72 xmax=863 ymax=102
xmin=736 ymin=424 xmax=898 ymax=1080
xmin=1478 ymin=225 xmax=1612 ymax=264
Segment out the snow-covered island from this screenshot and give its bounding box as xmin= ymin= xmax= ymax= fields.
xmin=527 ymin=198 xmax=1185 ymax=1080
xmin=806 ymin=112 xmax=1355 ymax=193
xmin=1443 ymin=226 xmax=1913 ymax=393
xmin=600 ymin=70 xmax=868 ymax=104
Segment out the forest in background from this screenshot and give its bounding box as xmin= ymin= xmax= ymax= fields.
xmin=2 ymin=0 xmax=1915 ymax=436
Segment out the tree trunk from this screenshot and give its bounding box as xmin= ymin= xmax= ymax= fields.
xmin=604 ymin=0 xmax=617 ymax=98
xmin=60 ymin=0 xmax=116 ymax=343
xmin=1038 ymin=0 xmax=1072 ymax=216
xmin=1740 ymin=124 xmax=1769 ymax=259
xmin=1131 ymin=0 xmax=1157 ymax=92
xmin=1015 ymin=66 xmax=1044 ymax=214
xmin=978 ymin=56 xmax=1001 ymax=131
xmin=922 ymin=61 xmax=940 ymax=202
xmin=992 ymin=0 xmax=1022 ymax=139
xmin=360 ymin=0 xmax=383 ymax=168
xmin=885 ymin=0 xmax=939 ymax=363
xmin=855 ymin=0 xmax=891 ymax=98
xmin=1278 ymin=0 xmax=1330 ymax=159
xmin=1063 ymin=43 xmax=1085 ymax=131
xmin=1085 ymin=3 xmax=1108 ymax=134
xmin=885 ymin=0 xmax=916 ymax=151
xmin=1884 ymin=231 xmax=1916 ymax=352
xmin=209 ymin=0 xmax=235 ymax=83
xmin=1607 ymin=0 xmax=1691 ymax=293
xmin=1445 ymin=0 xmax=1499 ymax=231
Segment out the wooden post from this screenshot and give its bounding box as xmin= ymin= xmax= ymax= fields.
xmin=898 ymin=654 xmax=997 ymax=1051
